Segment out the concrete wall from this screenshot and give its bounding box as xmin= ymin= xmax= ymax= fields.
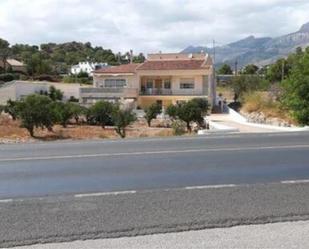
xmin=0 ymin=82 xmax=16 ymax=104
xmin=137 ymin=95 xmax=205 ymax=109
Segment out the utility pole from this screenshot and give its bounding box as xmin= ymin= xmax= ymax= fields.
xmin=130 ymin=49 xmax=133 ymax=64
xmin=117 ymin=52 xmax=121 ymax=64
xmin=281 ymin=59 xmax=285 ymax=82
xmin=235 ymin=60 xmax=238 ymax=76
xmin=213 ymin=40 xmax=216 ymax=66
xmin=212 ymin=40 xmax=217 ymax=107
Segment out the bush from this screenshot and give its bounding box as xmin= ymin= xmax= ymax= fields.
xmin=166 ymin=104 xmax=178 ymax=119
xmin=77 ymin=71 xmax=89 ymax=78
xmin=34 ymin=75 xmax=61 ymax=82
xmin=0 ymin=73 xmax=15 ymax=82
xmin=50 ymin=102 xmax=77 ymax=127
xmin=171 ymin=120 xmax=186 ymax=136
xmin=281 ymin=49 xmax=309 ymax=125
xmin=63 ymin=75 xmax=92 ymax=84
xmin=20 ymin=74 xmax=30 ymax=81
xmin=232 ymin=75 xmax=270 ymax=101
xmin=190 ymin=98 xmax=209 ymax=114
xmin=88 ymin=101 xmax=115 ymax=128
xmin=242 ymin=92 xmax=287 ymax=119
xmin=68 ymin=96 xmax=79 ymax=102
xmin=144 ymin=103 xmax=161 ymax=127
xmin=48 ymin=86 xmax=63 ymax=101
xmin=4 ymin=99 xmax=19 ymax=120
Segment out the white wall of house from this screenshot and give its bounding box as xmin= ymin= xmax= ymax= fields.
xmin=93 ymin=74 xmax=139 ymax=89
xmin=170 ymin=75 xmax=204 ymax=95
xmin=0 ymin=83 xmax=16 ymax=104
xmin=0 ymin=81 xmax=81 ymax=104
xmin=71 ymin=62 xmax=108 ymax=76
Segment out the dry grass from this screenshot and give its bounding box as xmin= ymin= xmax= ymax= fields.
xmin=0 ymin=115 xmax=174 ymax=142
xmin=242 ymin=92 xmax=294 ymax=122
xmin=216 ymin=86 xmax=234 ymax=102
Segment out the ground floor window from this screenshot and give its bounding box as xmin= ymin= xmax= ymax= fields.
xmin=104 ymin=79 xmax=126 ymax=88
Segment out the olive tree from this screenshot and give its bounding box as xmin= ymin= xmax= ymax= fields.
xmin=112 ymin=108 xmax=136 ymax=138
xmin=166 ymin=99 xmax=206 ymax=132
xmin=144 ymin=103 xmax=161 ymax=127
xmin=17 ymin=94 xmax=55 ymax=137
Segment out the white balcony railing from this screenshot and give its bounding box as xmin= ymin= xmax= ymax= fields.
xmin=80 ymin=87 xmax=138 ymax=98
xmin=140 ymin=88 xmax=204 ymax=96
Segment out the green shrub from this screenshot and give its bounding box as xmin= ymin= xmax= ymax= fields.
xmin=4 ymin=99 xmax=19 ymax=120
xmin=17 ymin=94 xmax=55 ymax=137
xmin=48 ymin=86 xmax=63 ymax=101
xmin=166 ymin=104 xmax=178 ymax=119
xmin=63 ymin=75 xmax=92 ymax=84
xmin=34 ymin=74 xmax=61 ymax=82
xmin=171 ymin=120 xmax=186 ymax=136
xmin=281 ymin=49 xmax=309 ymax=125
xmin=232 ymin=75 xmax=270 ymax=101
xmin=0 ymin=73 xmax=15 ymax=82
xmin=88 ymin=101 xmax=115 ymax=128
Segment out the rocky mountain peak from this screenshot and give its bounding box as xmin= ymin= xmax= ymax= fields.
xmin=299 ymin=22 xmax=309 ymax=33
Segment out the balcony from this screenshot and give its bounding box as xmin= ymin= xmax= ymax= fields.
xmin=140 ymin=88 xmax=205 ymax=96
xmin=80 ymin=87 xmax=138 ymax=99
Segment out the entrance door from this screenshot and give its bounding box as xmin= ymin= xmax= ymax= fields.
xmin=155 ymin=79 xmax=162 ymax=95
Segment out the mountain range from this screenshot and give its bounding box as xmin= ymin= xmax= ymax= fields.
xmin=182 ymin=22 xmax=309 ymax=68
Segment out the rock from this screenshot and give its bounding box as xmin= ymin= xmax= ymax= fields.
xmin=241 ymin=111 xmax=291 ymax=127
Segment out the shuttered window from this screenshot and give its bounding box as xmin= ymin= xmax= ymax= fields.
xmin=104 ymin=79 xmax=126 ymax=88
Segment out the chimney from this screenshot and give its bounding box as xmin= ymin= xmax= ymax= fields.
xmin=130 ymin=49 xmax=133 ymax=64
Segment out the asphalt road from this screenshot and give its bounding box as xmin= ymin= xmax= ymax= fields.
xmin=1 ymin=132 xmax=309 ymax=247
xmin=0 ymin=132 xmax=309 ymax=199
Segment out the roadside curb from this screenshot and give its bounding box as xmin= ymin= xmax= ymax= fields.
xmin=228 ymin=108 xmax=309 ymax=132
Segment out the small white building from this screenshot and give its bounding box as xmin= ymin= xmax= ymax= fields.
xmin=0 ymin=81 xmax=82 ymax=104
xmin=70 ymin=62 xmax=108 ymax=76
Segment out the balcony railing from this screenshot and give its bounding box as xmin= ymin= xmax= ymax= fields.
xmin=80 ymin=87 xmax=138 ymax=98
xmin=140 ymin=88 xmax=205 ymax=96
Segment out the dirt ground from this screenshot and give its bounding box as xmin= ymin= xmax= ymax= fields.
xmin=0 ymin=115 xmax=174 ymax=143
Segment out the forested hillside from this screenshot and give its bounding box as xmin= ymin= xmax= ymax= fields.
xmin=0 ymin=38 xmax=145 ymax=76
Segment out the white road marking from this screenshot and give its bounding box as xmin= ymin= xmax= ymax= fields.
xmin=281 ymin=179 xmax=309 ymax=184
xmin=185 ymin=184 xmax=237 ymax=190
xmin=74 ymin=190 xmax=137 ymax=198
xmin=0 ymin=199 xmax=13 ymax=203
xmin=0 ymin=144 xmax=308 ymax=162
xmin=1 ymin=179 xmax=309 ymax=203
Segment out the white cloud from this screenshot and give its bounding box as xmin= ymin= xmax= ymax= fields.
xmin=0 ymin=0 xmax=309 ymax=53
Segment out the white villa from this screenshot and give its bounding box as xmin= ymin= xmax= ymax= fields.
xmin=70 ymin=62 xmax=108 ymax=76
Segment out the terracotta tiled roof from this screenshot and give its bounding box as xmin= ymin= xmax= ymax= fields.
xmin=94 ymin=63 xmax=141 ymax=74
xmin=137 ymin=60 xmax=206 ymax=71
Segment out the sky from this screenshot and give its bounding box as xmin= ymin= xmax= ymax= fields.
xmin=0 ymin=0 xmax=309 ymax=54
